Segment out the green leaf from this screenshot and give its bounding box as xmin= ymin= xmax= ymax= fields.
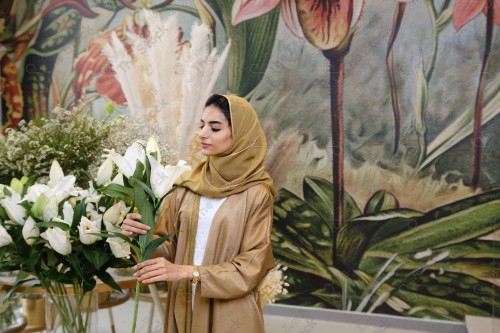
xmin=364 ymin=190 xmax=399 ymax=215
xmin=32 ymin=194 xmax=47 ymax=219
xmin=130 ymin=180 xmax=155 ymax=253
xmin=36 ymin=221 xmax=71 ymax=231
xmin=65 ymin=253 xmax=85 ymax=281
xmin=128 ymin=176 xmax=156 ymax=204
xmin=83 ymin=247 xmax=111 ymax=270
xmin=415 ymin=55 xmax=429 ymax=167
xmin=203 ymin=0 xmax=280 ymax=96
xmin=273 ymin=188 xmax=333 ymax=265
xmin=369 ymin=190 xmax=500 ymax=247
xmin=71 ymin=199 xmax=87 ymax=230
xmin=3 ymin=278 xmax=37 ymax=301
xmin=133 ymin=160 xmax=145 ymax=180
xmin=95 ymin=270 xmax=122 ymax=293
xmin=142 ymin=235 xmax=170 ymax=261
xmin=436 ymin=6 xmax=453 ymax=33
xmin=419 ymin=74 xmax=500 ymax=170
xmin=100 ymin=183 xmax=135 ymax=200
xmin=370 ymin=196 xmax=500 ymax=253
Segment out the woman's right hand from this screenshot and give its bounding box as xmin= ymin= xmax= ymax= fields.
xmin=121 ymin=213 xmax=150 ymax=237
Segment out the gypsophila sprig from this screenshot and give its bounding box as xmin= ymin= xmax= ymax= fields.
xmin=259 ymin=264 xmax=289 ymax=307
xmin=0 ymin=107 xmax=121 ymax=187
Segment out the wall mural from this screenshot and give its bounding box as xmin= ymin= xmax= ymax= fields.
xmin=1 ymin=0 xmax=499 ymax=322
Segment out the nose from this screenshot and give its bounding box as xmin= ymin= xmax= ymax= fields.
xmin=198 ymin=125 xmax=208 ymax=139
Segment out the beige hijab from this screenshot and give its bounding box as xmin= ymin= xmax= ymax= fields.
xmin=178 ymin=94 xmax=276 ymax=198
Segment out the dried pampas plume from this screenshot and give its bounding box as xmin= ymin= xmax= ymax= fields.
xmin=265 ymin=122 xmax=302 ymax=191
xmin=103 ymin=10 xmax=230 ymax=162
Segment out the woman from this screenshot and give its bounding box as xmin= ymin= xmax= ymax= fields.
xmin=122 ymin=94 xmax=276 ymax=333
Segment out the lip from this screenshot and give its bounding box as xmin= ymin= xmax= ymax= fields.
xmin=200 ymin=142 xmax=210 ymax=148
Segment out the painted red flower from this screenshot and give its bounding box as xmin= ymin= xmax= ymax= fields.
xmin=453 ymin=0 xmax=499 ymax=31
xmin=72 ymin=16 xmax=151 ymax=105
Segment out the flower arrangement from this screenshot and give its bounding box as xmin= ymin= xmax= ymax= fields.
xmin=0 ymin=135 xmax=190 ymax=332
xmin=0 ymin=160 xmax=135 ymax=331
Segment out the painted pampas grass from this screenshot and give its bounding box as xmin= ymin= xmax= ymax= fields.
xmin=103 ymin=10 xmax=230 ymax=161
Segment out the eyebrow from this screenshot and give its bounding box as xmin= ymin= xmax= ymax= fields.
xmin=200 ymin=119 xmax=224 ymax=125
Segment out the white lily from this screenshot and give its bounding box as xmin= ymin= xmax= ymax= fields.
xmin=48 ymin=160 xmax=65 ymax=188
xmin=10 ymin=178 xmax=25 ymax=196
xmin=24 ymin=184 xmax=50 ymax=202
xmin=111 ymin=173 xmax=124 ymax=186
xmin=62 ymin=201 xmax=74 ymax=225
xmin=78 ymin=216 xmax=102 ymax=245
xmin=41 ymin=227 xmax=72 ymax=255
xmin=22 ymin=216 xmax=40 ymax=245
xmin=103 ymin=201 xmax=129 ymax=227
xmin=106 ymin=237 xmax=131 ymax=259
xmin=96 ymin=158 xmax=113 ymax=186
xmin=43 ymin=196 xmax=59 ymax=222
xmin=146 ymin=136 xmax=161 ymax=163
xmin=0 ymin=224 xmax=13 ymax=247
xmin=86 ymin=203 xmax=101 ymax=222
xmin=0 ymin=196 xmax=26 ymax=225
xmin=148 ymin=157 xmax=191 ymax=199
xmin=104 ymin=141 xmax=146 ymax=178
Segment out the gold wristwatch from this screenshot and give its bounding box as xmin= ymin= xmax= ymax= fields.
xmin=192 ymin=266 xmax=200 ymax=285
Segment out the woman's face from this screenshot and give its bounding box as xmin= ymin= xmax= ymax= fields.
xmin=197 ymin=105 xmax=232 ymax=156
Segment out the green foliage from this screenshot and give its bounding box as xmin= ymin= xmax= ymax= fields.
xmin=0 ymin=107 xmax=120 ymax=186
xmin=273 ymin=176 xmax=500 ymax=320
xmin=202 ymin=0 xmax=280 ymax=96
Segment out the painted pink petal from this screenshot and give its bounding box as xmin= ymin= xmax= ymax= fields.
xmin=351 ymin=0 xmax=365 ymax=27
xmin=231 ymin=0 xmax=281 ymax=25
xmin=482 ymin=0 xmax=500 ymax=25
xmin=282 ymin=0 xmax=305 ymax=37
xmin=453 ymin=0 xmax=485 ymax=31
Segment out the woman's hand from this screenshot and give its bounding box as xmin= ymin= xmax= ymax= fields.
xmin=121 ymin=213 xmax=150 ymax=237
xmin=133 ymin=258 xmax=193 ymax=284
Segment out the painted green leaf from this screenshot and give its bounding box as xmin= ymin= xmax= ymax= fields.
xmin=368 ymin=189 xmax=500 ymax=249
xmin=370 ymin=194 xmax=500 ymax=253
xmin=336 ymin=209 xmax=422 ymax=272
xmin=415 ymin=55 xmax=429 ymax=167
xmin=419 ymin=74 xmax=500 ymax=170
xmin=202 ymin=0 xmax=279 ymax=96
xmin=364 ymin=190 xmax=399 ymax=215
xmin=303 ymin=176 xmax=361 ymax=225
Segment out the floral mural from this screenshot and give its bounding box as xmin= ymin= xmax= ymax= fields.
xmin=1 ymin=0 xmax=499 ymax=323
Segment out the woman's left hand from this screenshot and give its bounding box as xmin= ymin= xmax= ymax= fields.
xmin=133 ymin=258 xmax=193 ymax=284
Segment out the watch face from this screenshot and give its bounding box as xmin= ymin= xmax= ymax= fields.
xmin=193 ymin=271 xmax=200 ymax=278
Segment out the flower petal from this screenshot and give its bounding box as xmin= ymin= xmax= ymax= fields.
xmin=231 ymin=0 xmax=281 ymax=25
xmin=297 ymin=0 xmax=354 ymax=50
xmin=282 ymin=0 xmax=305 ymax=37
xmin=453 ymin=0 xmax=485 ymax=31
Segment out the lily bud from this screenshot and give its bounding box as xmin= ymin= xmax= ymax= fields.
xmin=0 ymin=224 xmax=13 ymax=247
xmin=96 ymin=158 xmax=113 ymax=186
xmin=41 ymin=227 xmax=72 ymax=256
xmin=22 ymin=216 xmax=40 ymax=245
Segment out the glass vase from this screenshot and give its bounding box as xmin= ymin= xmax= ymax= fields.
xmin=45 ymin=291 xmax=98 ymax=333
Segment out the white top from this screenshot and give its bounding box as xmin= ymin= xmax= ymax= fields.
xmin=192 ymin=196 xmax=227 ymax=307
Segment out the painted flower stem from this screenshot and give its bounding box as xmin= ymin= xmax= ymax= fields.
xmin=323 ymin=48 xmax=345 ymax=250
xmin=386 ymin=2 xmax=406 ymax=154
xmin=472 ymin=1 xmax=494 ymax=190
